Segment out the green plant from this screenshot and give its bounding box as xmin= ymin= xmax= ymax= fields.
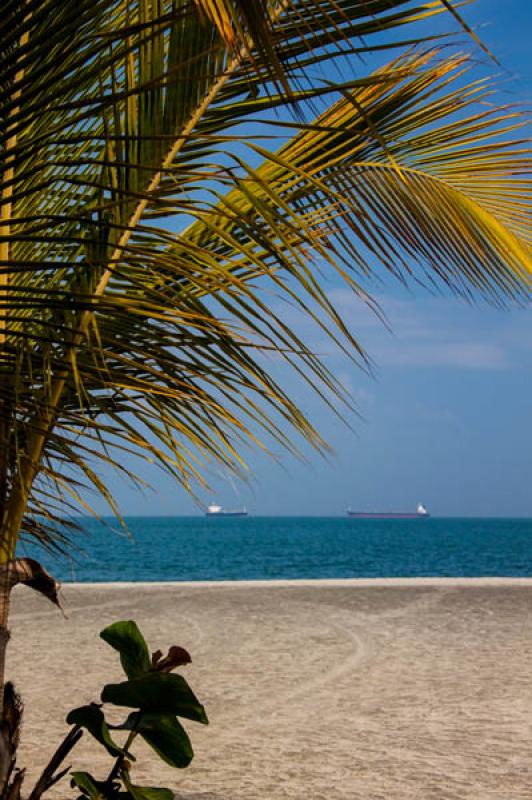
xmin=21 ymin=621 xmax=207 ymax=799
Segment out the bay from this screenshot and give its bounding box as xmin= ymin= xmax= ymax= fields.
xmin=20 ymin=516 xmax=532 ymax=582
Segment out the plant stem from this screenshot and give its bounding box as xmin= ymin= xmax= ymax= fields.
xmin=106 ymin=729 xmax=137 ymax=786
xmin=28 ymin=725 xmax=83 ymax=800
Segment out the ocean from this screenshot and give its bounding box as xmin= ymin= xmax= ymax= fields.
xmin=20 ymin=516 xmax=532 ymax=582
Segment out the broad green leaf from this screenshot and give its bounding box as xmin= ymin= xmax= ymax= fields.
xmin=139 ymin=715 xmax=195 ymax=769
xmin=70 ymin=772 xmax=106 ymax=799
xmin=100 ymin=620 xmax=151 ymax=678
xmin=114 ymin=711 xmax=194 ymax=769
xmin=66 ymin=704 xmax=125 ymax=758
xmin=101 ymin=673 xmax=208 ymax=724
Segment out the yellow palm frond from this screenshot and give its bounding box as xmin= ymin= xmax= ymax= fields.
xmin=0 ymin=1 xmax=529 ymax=556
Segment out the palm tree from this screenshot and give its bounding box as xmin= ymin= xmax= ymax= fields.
xmin=0 ymin=0 xmax=530 ymax=784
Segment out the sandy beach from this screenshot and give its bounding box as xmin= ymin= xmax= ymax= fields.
xmin=8 ymin=579 xmax=532 ymax=798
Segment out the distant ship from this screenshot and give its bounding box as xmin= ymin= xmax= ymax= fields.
xmin=206 ymin=503 xmax=248 ymax=517
xmin=347 ymin=503 xmax=429 ymax=519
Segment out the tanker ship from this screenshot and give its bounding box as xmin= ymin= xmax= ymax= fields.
xmin=347 ymin=503 xmax=429 ymax=519
xmin=206 ymin=503 xmax=248 ymax=517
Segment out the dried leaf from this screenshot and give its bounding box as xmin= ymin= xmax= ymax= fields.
xmin=150 ymin=646 xmax=192 ymax=673
xmin=0 ymin=560 xmax=63 ymax=613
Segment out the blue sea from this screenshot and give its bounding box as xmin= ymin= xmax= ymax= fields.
xmin=21 ymin=516 xmax=532 ymax=582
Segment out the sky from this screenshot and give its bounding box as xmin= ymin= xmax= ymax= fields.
xmin=94 ymin=0 xmax=532 ymax=518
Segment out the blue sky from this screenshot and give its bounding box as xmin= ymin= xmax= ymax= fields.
xmin=95 ymin=1 xmax=531 ymax=518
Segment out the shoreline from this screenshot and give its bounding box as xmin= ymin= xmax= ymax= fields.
xmin=58 ymin=576 xmax=532 ymax=588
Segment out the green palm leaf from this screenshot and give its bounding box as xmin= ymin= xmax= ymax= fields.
xmin=0 ymin=1 xmax=530 ymax=557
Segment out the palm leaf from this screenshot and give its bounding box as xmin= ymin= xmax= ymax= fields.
xmin=0 ymin=1 xmax=529 ymax=556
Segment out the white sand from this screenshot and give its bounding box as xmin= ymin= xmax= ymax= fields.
xmin=8 ymin=579 xmax=532 ymax=798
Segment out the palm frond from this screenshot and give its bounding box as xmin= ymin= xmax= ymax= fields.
xmin=176 ymin=50 xmax=531 ymax=301
xmin=0 ymin=1 xmax=530 ymax=556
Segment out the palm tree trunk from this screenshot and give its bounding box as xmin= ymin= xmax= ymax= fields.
xmin=0 ymin=573 xmax=13 ymax=787
xmin=0 ymin=13 xmax=30 ymax=781
xmin=0 ymin=558 xmax=60 ymax=790
xmin=0 ymin=583 xmax=10 ymax=703
xmin=0 ymin=15 xmax=31 ymax=764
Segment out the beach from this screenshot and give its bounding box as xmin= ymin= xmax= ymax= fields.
xmin=9 ymin=579 xmax=532 ymax=798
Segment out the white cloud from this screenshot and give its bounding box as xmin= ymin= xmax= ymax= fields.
xmin=267 ymin=286 xmax=531 ymax=372
xmin=377 ymin=341 xmax=508 ymax=369
xmin=324 ymin=291 xmax=529 ymax=371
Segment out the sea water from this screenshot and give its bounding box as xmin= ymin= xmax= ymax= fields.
xmin=20 ymin=516 xmax=532 ymax=582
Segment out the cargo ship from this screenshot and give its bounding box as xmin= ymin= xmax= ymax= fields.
xmin=347 ymin=503 xmax=429 ymax=519
xmin=206 ymin=503 xmax=248 ymax=517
